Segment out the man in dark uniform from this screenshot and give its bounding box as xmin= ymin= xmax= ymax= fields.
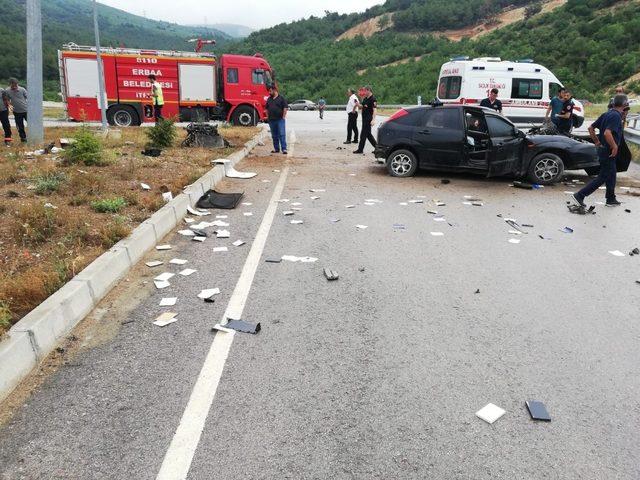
xmin=480 ymin=88 xmax=502 ymax=113
xmin=353 ymin=85 xmax=377 ymax=154
xmin=555 ymin=89 xmax=574 ymax=135
xmin=572 ymin=94 xmax=628 ymax=207
xmin=266 ymin=85 xmax=288 ymax=154
xmin=0 ymin=88 xmax=11 ymax=146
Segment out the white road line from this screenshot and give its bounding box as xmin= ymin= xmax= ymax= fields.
xmin=156 ymin=146 xmax=292 ymax=480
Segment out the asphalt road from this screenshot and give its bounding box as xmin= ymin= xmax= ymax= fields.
xmin=1 ymin=111 xmax=640 ymax=480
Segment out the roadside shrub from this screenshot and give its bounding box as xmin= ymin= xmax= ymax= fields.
xmin=145 ymin=118 xmax=177 ymax=149
xmin=33 ymin=170 xmax=67 ymax=195
xmin=0 ymin=302 xmax=11 ymax=333
xmin=99 ymin=216 xmax=131 ymax=248
xmin=91 ymin=197 xmax=127 ymax=213
xmin=67 ymin=171 xmax=106 ymax=196
xmin=63 ymin=127 xmax=107 ymax=166
xmin=0 ymin=160 xmax=23 ymax=185
xmin=11 ymin=203 xmax=58 ymax=246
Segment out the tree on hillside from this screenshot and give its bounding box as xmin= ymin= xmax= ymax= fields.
xmin=525 ymin=2 xmax=543 ymax=19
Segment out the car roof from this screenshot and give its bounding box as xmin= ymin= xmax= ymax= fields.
xmin=402 ymin=105 xmax=516 ymax=125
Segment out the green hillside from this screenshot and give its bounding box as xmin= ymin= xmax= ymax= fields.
xmin=224 ymin=0 xmax=640 ymax=104
xmin=0 ymin=0 xmax=229 ymax=98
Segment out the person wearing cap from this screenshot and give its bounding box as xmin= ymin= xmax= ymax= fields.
xmin=572 ymin=94 xmax=628 ymax=208
xmin=0 ymin=87 xmax=11 ymax=146
xmin=148 ymin=74 xmax=164 ymax=122
xmin=266 ymin=85 xmax=288 ymax=154
xmin=353 ymin=85 xmax=377 ymax=154
xmin=5 ymin=78 xmax=28 ymax=143
xmin=480 ymin=88 xmax=502 ymax=113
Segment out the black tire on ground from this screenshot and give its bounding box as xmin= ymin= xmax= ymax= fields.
xmin=387 ymin=149 xmax=418 ymax=178
xmin=231 ymin=106 xmax=258 ymax=127
xmin=107 ymin=105 xmax=140 ymax=127
xmin=527 ymin=152 xmax=565 ymax=185
xmin=585 ymin=166 xmax=601 ymax=176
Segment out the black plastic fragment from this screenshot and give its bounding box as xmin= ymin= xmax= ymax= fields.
xmin=513 ymin=181 xmax=533 ymax=190
xmin=526 ymin=400 xmax=551 ymax=421
xmin=441 ymin=179 xmax=451 ymax=184
xmin=191 ymin=229 xmax=207 ymax=237
xmin=265 ymin=258 xmax=282 ymax=263
xmin=522 ymin=224 xmax=534 ymax=228
xmin=142 ymin=148 xmax=162 ymax=157
xmin=474 ymin=289 xmax=480 ymax=294
xmin=625 ymin=209 xmax=631 ymax=213
xmin=204 ymin=297 xmax=216 ymax=303
xmin=225 ymin=319 xmax=261 ymax=334
xmin=196 ymin=189 xmax=244 ymax=209
xmin=324 ymin=268 xmax=339 ymax=281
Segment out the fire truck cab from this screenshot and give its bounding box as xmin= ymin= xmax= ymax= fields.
xmin=59 ymin=44 xmax=274 ymax=127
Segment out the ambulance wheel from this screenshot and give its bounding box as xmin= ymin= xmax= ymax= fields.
xmin=107 ymin=105 xmax=139 ymax=127
xmin=231 ymin=106 xmax=257 ymax=127
xmin=528 ymin=152 xmax=565 ymax=185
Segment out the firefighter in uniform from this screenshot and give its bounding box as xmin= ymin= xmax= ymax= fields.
xmin=148 ymin=75 xmax=164 ymax=122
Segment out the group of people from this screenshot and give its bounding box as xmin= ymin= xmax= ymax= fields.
xmin=545 ymin=87 xmax=577 ymax=134
xmin=343 ymin=86 xmax=378 ymax=154
xmin=1 ymin=78 xmax=28 ymax=146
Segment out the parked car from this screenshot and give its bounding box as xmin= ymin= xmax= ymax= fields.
xmin=374 ymin=104 xmax=609 ymax=184
xmin=288 ymin=99 xmax=317 ymax=111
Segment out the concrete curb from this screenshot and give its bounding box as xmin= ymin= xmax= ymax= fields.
xmin=0 ymin=126 xmax=269 ymax=403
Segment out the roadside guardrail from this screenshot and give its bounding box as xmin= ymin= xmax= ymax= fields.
xmin=626 ymin=114 xmax=640 ymax=146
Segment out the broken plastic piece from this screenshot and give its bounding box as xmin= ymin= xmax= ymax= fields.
xmin=476 ymin=403 xmax=506 ymax=424
xmin=196 ymin=189 xmax=244 ymax=209
xmin=191 ymin=229 xmax=208 ymax=237
xmin=265 ymin=258 xmax=282 ymax=263
xmin=560 ymin=227 xmax=574 ymax=234
xmin=526 ymin=400 xmax=551 ymax=421
xmin=224 ymin=319 xmax=261 ymax=334
xmin=512 ymin=181 xmax=533 ymax=189
xmin=213 ymin=159 xmax=257 ymax=179
xmin=324 ymin=268 xmax=339 ymax=281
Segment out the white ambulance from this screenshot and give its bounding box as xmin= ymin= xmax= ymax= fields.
xmin=436 ymin=57 xmax=584 ymax=127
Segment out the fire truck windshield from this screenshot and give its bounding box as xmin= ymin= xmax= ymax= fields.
xmin=265 ymin=70 xmax=274 ymax=88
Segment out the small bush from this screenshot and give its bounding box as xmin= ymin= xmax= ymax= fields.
xmin=99 ymin=216 xmax=131 ymax=248
xmin=145 ymin=118 xmax=177 ymax=149
xmin=0 ymin=160 xmax=23 ymax=185
xmin=67 ymin=171 xmax=105 ymax=196
xmin=0 ymin=302 xmax=11 ymax=333
xmin=63 ymin=127 xmax=107 ymax=166
xmin=91 ymin=197 xmax=127 ymax=213
xmin=33 ymin=170 xmax=67 ymax=195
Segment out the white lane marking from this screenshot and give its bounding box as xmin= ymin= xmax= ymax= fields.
xmin=287 ymin=129 xmax=296 ymax=157
xmin=156 ymin=163 xmax=291 ymax=480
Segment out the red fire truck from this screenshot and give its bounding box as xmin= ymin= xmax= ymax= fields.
xmin=58 ymin=43 xmax=275 ymax=127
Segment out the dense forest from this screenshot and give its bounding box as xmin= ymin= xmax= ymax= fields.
xmin=224 ymin=0 xmax=640 ymax=104
xmin=0 ymin=0 xmax=227 ymax=98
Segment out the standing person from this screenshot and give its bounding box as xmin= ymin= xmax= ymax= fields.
xmin=266 ymin=85 xmax=288 ymax=155
xmin=480 ymin=88 xmax=502 ymax=113
xmin=608 ymin=85 xmax=625 ymax=109
xmin=353 ymin=85 xmax=377 ymax=154
xmin=5 ymin=78 xmax=28 ymax=143
xmin=318 ymin=97 xmax=326 ymax=120
xmin=555 ymin=89 xmax=574 ymax=135
xmin=545 ymin=87 xmax=566 ymax=128
xmin=0 ymin=87 xmax=12 ymax=146
xmin=148 ymin=75 xmax=164 ymax=122
xmin=572 ymin=94 xmax=628 ymax=208
xmin=344 ymin=88 xmax=359 ymax=145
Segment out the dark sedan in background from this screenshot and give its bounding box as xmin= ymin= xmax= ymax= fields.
xmin=373 ymin=105 xmax=611 ymax=184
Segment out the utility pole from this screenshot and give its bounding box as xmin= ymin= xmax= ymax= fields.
xmin=93 ymin=0 xmax=108 ymax=131
xmin=26 ymin=0 xmax=44 ymax=145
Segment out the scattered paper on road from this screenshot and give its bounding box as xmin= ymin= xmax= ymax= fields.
xmin=179 ymin=268 xmax=197 ymax=276
xmin=292 ymin=202 xmax=302 ymax=206
xmin=162 ymin=192 xmax=173 ymax=202
xmin=178 ymin=229 xmax=196 ymax=236
xmin=213 ymin=247 xmax=228 ymax=252
xmin=192 ymin=236 xmax=206 ymax=242
xmin=216 ymin=230 xmax=230 ymax=238
xmin=244 ymin=212 xmax=253 ymax=216
xmin=169 ymin=258 xmax=188 ymax=265
xmin=430 ymin=232 xmax=444 ymax=236
xmin=156 ymin=245 xmax=171 ymax=250
xmin=154 ymin=280 xmax=171 ymax=289
xmin=345 ymin=205 xmax=355 ymax=209
xmin=356 ymin=224 xmax=368 ymax=229
xmin=310 ymin=196 xmax=320 ymax=200
xmin=159 ymin=297 xmax=177 ymax=306
xmin=216 ymin=215 xmax=228 ymax=219
xmin=399 ymin=202 xmax=408 ymax=206
xmin=609 ymin=250 xmax=625 ymax=257
xmin=509 ymin=238 xmax=521 ymax=244
xmin=145 ymin=261 xmax=163 ymax=267
xmin=283 ymin=210 xmax=294 ymax=216
xmin=153 ymin=312 xmax=178 ymax=327
xmin=198 ymin=288 xmax=220 ymax=299
xmin=476 ymin=403 xmax=506 ymax=424
xmin=242 ymin=202 xmax=253 ymax=206
xmin=184 ymin=218 xmax=195 ymax=224
xmin=290 ymin=220 xmax=304 ymax=224
xmin=233 ymin=240 xmax=245 ymax=247
xmin=154 ymin=272 xmax=175 ymax=282
xmin=141 ymin=183 xmax=151 ymax=191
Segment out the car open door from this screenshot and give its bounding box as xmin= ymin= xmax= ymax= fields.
xmin=485 ymin=115 xmax=526 ymax=177
xmin=414 ymin=108 xmax=466 ymax=167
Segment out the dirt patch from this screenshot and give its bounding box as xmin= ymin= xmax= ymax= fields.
xmin=357 ymin=55 xmax=427 ymax=76
xmin=0 ymin=124 xmax=258 ymax=336
xmin=337 ymin=13 xmax=394 ymax=41
xmin=438 ymin=0 xmax=567 ymax=41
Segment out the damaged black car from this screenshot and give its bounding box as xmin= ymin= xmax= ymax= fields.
xmin=374 ymin=104 xmax=630 ymax=184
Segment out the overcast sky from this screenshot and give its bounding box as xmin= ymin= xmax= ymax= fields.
xmin=98 ymin=0 xmax=385 ymax=29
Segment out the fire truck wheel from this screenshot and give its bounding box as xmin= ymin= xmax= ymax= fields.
xmin=107 ymin=105 xmax=140 ymax=127
xmin=231 ymin=106 xmax=257 ymax=127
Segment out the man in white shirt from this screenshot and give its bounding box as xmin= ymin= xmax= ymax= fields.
xmin=344 ymin=88 xmax=359 ymax=145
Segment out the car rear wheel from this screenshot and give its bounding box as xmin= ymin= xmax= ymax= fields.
xmin=387 ymin=149 xmax=418 ymax=177
xmin=528 ymin=152 xmax=565 ymax=184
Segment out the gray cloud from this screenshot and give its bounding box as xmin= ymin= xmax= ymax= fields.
xmin=98 ymin=0 xmax=384 ymax=29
